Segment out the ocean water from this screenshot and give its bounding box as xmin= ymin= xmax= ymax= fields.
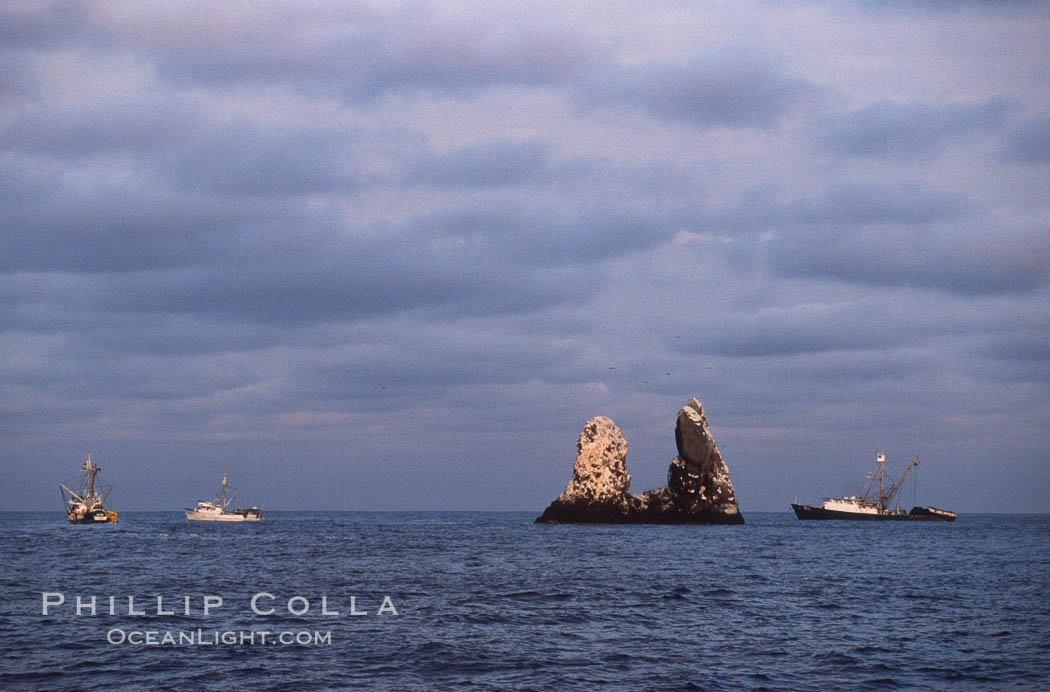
xmin=1 ymin=511 xmax=1047 ymax=690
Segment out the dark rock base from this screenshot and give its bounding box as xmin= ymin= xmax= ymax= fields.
xmin=535 ymin=490 xmax=744 ymax=525
xmin=534 ymin=498 xmax=632 ymax=524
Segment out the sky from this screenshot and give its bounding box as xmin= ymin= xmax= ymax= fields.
xmin=2 ymin=0 xmax=1048 ymax=513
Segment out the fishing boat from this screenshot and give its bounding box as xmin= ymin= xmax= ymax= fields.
xmin=791 ymin=452 xmax=955 ymax=521
xmin=60 ymin=453 xmax=118 ymax=523
xmin=184 ymin=473 xmax=263 ymax=522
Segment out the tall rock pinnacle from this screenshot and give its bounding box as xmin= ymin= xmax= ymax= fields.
xmin=535 ymin=416 xmax=633 ymax=523
xmin=667 ymin=398 xmax=740 ymax=517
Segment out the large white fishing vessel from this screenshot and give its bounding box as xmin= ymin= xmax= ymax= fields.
xmin=792 ymin=452 xmax=956 ymax=521
xmin=60 ymin=453 xmax=118 ymax=523
xmin=184 ymin=473 xmax=263 ymax=522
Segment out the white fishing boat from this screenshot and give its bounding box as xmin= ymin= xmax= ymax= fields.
xmin=60 ymin=453 xmax=118 ymax=523
xmin=184 ymin=473 xmax=263 ymax=522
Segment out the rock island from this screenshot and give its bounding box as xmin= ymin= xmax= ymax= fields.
xmin=536 ymin=398 xmax=744 ymax=524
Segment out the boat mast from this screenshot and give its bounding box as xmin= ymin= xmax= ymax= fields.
xmin=85 ymin=453 xmax=97 ymax=499
xmin=216 ymin=472 xmax=239 ymax=509
xmin=859 ymin=452 xmax=887 ymax=508
xmin=878 ymin=453 xmax=884 ymax=508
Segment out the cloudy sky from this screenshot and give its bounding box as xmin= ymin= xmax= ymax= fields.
xmin=2 ymin=0 xmax=1048 ymax=513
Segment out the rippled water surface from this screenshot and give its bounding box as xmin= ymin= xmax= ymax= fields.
xmin=1 ymin=512 xmax=1047 ymax=690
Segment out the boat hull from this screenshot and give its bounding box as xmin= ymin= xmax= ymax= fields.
xmin=905 ymin=506 xmax=956 ymax=521
xmin=791 ymin=503 xmax=955 ymax=522
xmin=791 ymin=503 xmax=885 ymax=520
xmin=184 ymin=508 xmax=263 ymax=522
xmin=67 ymin=509 xmax=118 ymax=524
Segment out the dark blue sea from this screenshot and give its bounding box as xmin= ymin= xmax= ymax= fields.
xmin=1 ymin=512 xmax=1047 ymax=690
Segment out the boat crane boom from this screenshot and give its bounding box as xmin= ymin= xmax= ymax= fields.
xmin=883 ymin=456 xmax=919 ymax=507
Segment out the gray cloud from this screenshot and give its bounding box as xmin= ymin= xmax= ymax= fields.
xmin=165 ymin=121 xmax=362 ymax=196
xmin=1 ymin=222 xmax=601 ymax=331
xmin=707 ymin=180 xmax=1044 ymax=297
xmin=702 ymin=180 xmax=964 ymax=240
xmin=100 ymin=5 xmax=599 ymax=100
xmin=2 ymin=95 xmax=207 ymax=157
xmin=976 ymin=328 xmax=1050 ymax=367
xmin=672 ymin=302 xmax=917 ymax=357
xmin=0 ymin=50 xmax=40 ymax=104
xmin=1001 ymin=115 xmax=1050 ymax=163
xmin=767 ymin=223 xmax=1050 ymax=295
xmin=818 ymin=98 xmax=1011 ymax=160
xmin=413 ymin=200 xmax=686 ymax=268
xmin=407 ymin=139 xmax=551 ymax=187
xmin=786 ymin=180 xmax=965 ymax=226
xmin=853 ymin=0 xmax=1046 ymax=12
xmin=0 ymin=159 xmax=296 ymax=273
xmin=592 ymin=50 xmax=823 ymax=129
xmin=0 ymin=1 xmax=91 ymax=48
